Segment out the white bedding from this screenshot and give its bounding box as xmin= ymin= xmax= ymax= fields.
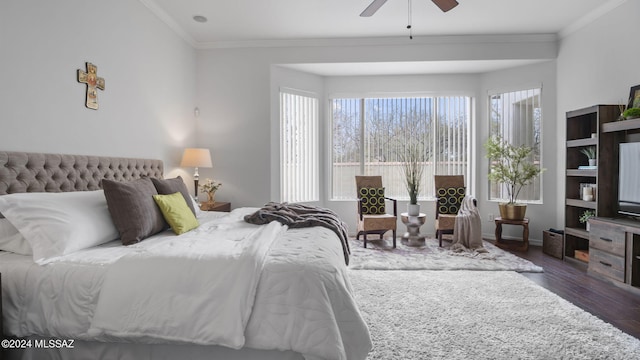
xmin=0 ymin=209 xmax=371 ymax=360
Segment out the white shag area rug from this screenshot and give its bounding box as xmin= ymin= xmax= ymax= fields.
xmin=350 ymin=270 xmax=640 ymax=360
xmin=349 ymin=238 xmax=543 ymax=272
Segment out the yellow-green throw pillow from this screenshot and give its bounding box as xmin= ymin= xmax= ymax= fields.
xmin=152 ymin=192 xmax=199 ymax=235
xmin=359 ymin=187 xmax=386 ymax=215
xmin=436 ymin=187 xmax=466 ymax=214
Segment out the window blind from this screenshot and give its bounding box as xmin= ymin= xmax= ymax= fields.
xmin=280 ymin=89 xmax=319 ymax=203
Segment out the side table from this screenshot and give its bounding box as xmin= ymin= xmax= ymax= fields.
xmin=494 ymin=217 xmax=529 ymax=251
xmin=401 ymin=212 xmax=427 ymax=247
xmin=200 ymin=201 xmax=231 ymax=212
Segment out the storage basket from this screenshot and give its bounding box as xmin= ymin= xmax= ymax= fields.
xmin=542 ymin=230 xmax=563 ymax=259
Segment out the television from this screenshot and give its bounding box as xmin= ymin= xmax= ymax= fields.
xmin=618 ymin=142 xmax=640 ymax=217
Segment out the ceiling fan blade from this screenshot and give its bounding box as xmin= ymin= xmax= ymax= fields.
xmin=432 ymin=0 xmax=459 ymax=12
xmin=360 ymin=0 xmax=388 ymax=17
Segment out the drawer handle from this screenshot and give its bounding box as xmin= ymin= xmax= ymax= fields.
xmin=600 ymin=237 xmax=613 ymax=242
xmin=599 ymin=261 xmax=612 ymax=267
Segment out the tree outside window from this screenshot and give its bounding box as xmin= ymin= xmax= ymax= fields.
xmin=331 ymin=96 xmax=471 ymax=200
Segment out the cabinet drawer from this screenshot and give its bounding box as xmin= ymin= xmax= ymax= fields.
xmin=589 ymin=221 xmax=626 ymax=256
xmin=589 ymin=248 xmax=625 ymax=283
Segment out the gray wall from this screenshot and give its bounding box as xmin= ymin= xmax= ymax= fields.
xmin=556 ymin=0 xmax=640 ymax=227
xmin=196 ymin=37 xmax=558 ymax=241
xmin=0 ymin=0 xmax=198 ymax=180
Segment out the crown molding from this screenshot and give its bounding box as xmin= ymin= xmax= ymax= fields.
xmin=559 ymin=0 xmax=628 ymax=38
xmin=195 ymin=34 xmax=558 ymax=50
xmin=138 ymin=0 xmax=198 ymax=48
xmin=140 ymin=0 xmax=619 ymax=50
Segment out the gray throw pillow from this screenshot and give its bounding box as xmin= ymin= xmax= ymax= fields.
xmin=102 ymin=178 xmax=166 ymax=245
xmin=150 ymin=176 xmax=196 ymax=216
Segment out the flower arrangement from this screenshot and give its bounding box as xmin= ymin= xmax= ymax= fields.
xmin=199 ymin=178 xmax=222 ymax=194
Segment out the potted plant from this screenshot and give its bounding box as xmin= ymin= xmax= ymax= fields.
xmin=400 ymin=143 xmax=424 ymax=216
xmin=580 ymin=146 xmax=597 ymax=167
xmin=484 ymin=135 xmax=545 ymax=220
xmin=623 ymin=108 xmax=640 ymax=120
xmin=579 ymin=209 xmax=595 ymax=231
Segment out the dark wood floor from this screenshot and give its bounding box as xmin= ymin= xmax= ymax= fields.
xmin=499 ymin=243 xmax=640 ymax=339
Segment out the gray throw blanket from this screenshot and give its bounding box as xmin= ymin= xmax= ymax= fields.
xmin=451 ymin=196 xmax=489 ymax=254
xmin=244 ymin=202 xmax=351 ymax=265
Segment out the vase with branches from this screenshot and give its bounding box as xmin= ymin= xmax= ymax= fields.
xmin=618 ymin=101 xmax=627 ymax=121
xmin=400 ymin=142 xmax=425 ymax=215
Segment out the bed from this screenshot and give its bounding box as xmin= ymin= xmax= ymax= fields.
xmin=0 ymin=151 xmax=372 ymax=360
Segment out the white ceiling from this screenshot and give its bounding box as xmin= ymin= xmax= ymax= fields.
xmin=141 ymin=0 xmax=626 ymax=75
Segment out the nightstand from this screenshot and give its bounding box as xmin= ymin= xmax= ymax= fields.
xmin=200 ymin=201 xmax=231 ymax=212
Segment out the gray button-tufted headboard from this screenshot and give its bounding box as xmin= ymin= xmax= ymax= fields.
xmin=0 ymin=151 xmax=164 ymax=195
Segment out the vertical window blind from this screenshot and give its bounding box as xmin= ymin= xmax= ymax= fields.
xmin=331 ymin=96 xmax=471 ymax=200
xmin=489 ymin=87 xmax=542 ymax=202
xmin=280 ymin=89 xmax=319 ymax=203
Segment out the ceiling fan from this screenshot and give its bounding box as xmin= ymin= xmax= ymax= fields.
xmin=360 ymin=0 xmax=458 ymax=17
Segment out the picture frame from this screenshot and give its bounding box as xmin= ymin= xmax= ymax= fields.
xmin=628 ymin=84 xmax=640 ymax=109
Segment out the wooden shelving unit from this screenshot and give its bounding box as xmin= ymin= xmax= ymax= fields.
xmin=564 ymin=105 xmax=620 ymax=264
xmin=602 ymin=118 xmax=640 ymax=133
xmin=564 ymin=108 xmax=640 ymax=293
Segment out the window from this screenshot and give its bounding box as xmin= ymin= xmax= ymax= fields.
xmin=331 ymin=96 xmax=471 ymax=200
xmin=280 ymin=89 xmax=319 ymax=202
xmin=488 ymin=87 xmax=542 ymax=202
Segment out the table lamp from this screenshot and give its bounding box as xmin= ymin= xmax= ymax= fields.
xmin=180 ymin=148 xmax=212 ymax=197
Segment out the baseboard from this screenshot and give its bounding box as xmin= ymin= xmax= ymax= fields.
xmin=482 ymin=232 xmax=542 ymax=247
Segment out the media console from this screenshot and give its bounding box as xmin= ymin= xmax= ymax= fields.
xmin=589 ymin=217 xmax=640 ymax=293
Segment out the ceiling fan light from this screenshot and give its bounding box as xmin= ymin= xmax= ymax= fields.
xmin=432 ymin=0 xmax=458 ymax=12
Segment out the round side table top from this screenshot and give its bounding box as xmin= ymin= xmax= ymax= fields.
xmin=400 ymin=212 xmax=426 ymax=218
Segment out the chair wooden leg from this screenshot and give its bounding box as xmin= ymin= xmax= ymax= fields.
xmin=363 ymin=232 xmax=367 ymax=248
xmin=438 ymin=231 xmax=442 ymax=247
xmin=392 ymin=230 xmax=396 ymax=248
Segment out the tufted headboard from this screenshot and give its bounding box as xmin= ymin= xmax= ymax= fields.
xmin=0 ymin=151 xmax=163 ymax=196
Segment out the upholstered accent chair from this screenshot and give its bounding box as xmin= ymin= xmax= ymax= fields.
xmin=434 ymin=175 xmax=469 ymax=247
xmin=355 ymin=176 xmax=397 ymax=248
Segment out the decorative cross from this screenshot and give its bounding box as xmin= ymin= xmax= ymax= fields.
xmin=77 ymin=62 xmax=105 ymax=110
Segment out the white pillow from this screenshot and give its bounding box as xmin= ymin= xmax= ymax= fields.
xmin=0 ymin=190 xmax=119 ymax=264
xmin=0 ymin=218 xmax=32 ymax=255
xmin=190 ymin=195 xmax=203 ymax=217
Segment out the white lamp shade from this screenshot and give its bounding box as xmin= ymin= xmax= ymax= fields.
xmin=180 ymin=148 xmax=212 ymax=168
